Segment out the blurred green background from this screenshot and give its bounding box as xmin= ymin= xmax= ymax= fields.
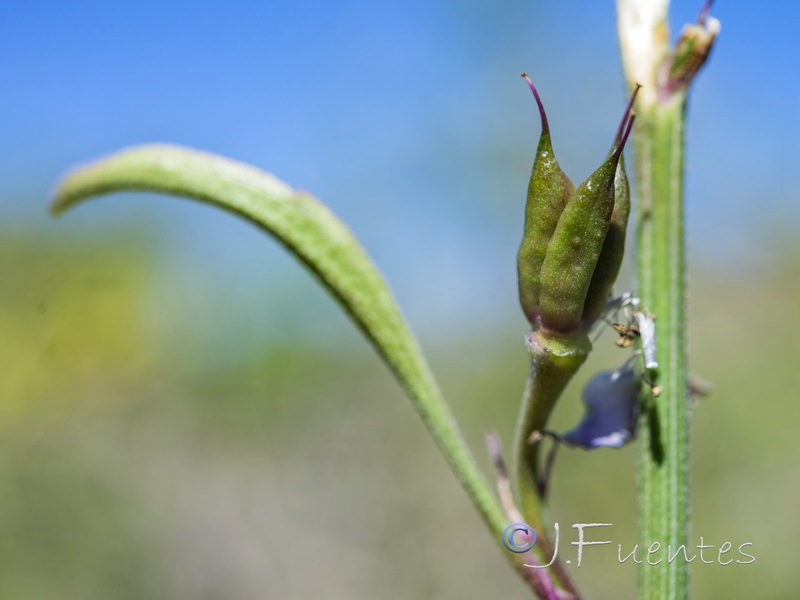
xmin=2 ymin=1 xmax=799 ymax=599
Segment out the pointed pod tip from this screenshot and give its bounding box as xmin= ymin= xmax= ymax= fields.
xmin=521 ymin=73 xmax=550 ymax=134
xmin=612 ymin=113 xmax=636 ymax=162
xmin=613 ymin=84 xmax=642 ymax=145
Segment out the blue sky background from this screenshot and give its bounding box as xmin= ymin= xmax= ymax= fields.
xmin=2 ymin=0 xmax=799 ymax=351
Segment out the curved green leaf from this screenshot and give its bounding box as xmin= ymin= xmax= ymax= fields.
xmin=52 ymin=143 xmax=507 ymax=546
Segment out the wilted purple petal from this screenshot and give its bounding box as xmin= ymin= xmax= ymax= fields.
xmin=562 ymin=367 xmax=640 ymax=449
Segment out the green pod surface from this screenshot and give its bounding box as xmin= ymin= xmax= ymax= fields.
xmin=580 ymin=157 xmax=631 ymax=326
xmin=581 ymin=87 xmax=639 ymax=326
xmin=538 ymin=115 xmax=634 ymax=336
xmin=517 ymin=75 xmax=574 ymax=327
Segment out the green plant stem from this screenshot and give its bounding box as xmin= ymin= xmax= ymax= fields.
xmin=513 ymin=331 xmax=590 ymax=597
xmin=633 ymin=96 xmax=690 ymax=600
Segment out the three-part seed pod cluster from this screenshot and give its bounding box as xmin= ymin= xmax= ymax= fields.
xmin=517 ymin=77 xmax=639 ymax=338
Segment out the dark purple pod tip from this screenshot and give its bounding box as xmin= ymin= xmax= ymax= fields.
xmin=521 ymin=73 xmax=550 ymax=135
xmin=613 ymin=84 xmax=641 ymax=147
xmin=562 ymin=366 xmax=640 ymax=450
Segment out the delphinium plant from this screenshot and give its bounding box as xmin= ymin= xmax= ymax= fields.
xmin=51 ymin=1 xmax=718 ymax=598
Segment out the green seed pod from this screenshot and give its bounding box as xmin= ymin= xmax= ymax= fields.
xmin=517 ymin=75 xmax=574 ymax=327
xmin=538 ymin=111 xmax=635 ymax=336
xmin=581 ymin=86 xmax=640 ymax=326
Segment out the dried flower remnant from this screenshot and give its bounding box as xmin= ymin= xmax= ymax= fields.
xmin=661 ymin=1 xmax=720 ymax=99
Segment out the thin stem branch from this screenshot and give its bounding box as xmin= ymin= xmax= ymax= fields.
xmin=513 ymin=331 xmax=590 ymax=598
